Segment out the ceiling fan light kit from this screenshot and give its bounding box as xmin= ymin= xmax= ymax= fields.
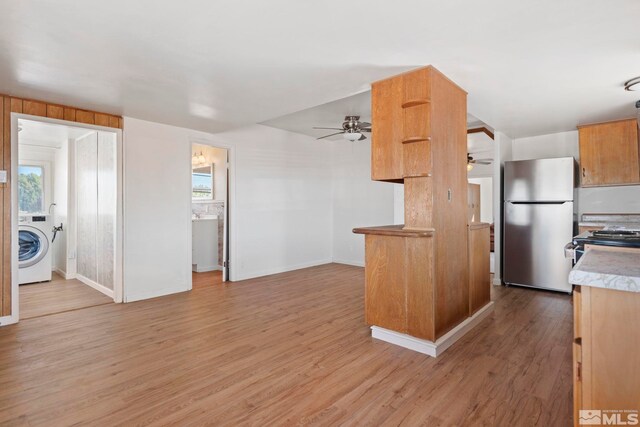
xmin=313 ymin=115 xmax=371 ymax=141
xmin=624 ymin=76 xmax=640 ymax=91
xmin=344 ymin=130 xmax=362 ymax=141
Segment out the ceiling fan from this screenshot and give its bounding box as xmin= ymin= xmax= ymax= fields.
xmin=467 ymin=153 xmax=493 ymax=171
xmin=313 ymin=115 xmax=371 ymax=141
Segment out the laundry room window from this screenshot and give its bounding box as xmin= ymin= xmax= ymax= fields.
xmin=18 ymin=164 xmax=46 ymax=214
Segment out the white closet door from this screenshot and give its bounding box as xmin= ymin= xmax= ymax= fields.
xmin=76 ymin=132 xmax=98 ymax=282
xmin=97 ymin=132 xmax=116 ymax=290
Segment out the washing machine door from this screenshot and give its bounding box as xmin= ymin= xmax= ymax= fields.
xmin=19 ymin=226 xmax=49 ymax=269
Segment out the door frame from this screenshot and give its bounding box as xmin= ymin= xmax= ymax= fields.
xmin=188 ymin=138 xmax=235 ymax=283
xmin=10 ymin=113 xmax=124 ymax=323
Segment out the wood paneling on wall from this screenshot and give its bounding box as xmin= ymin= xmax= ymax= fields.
xmin=0 ymin=95 xmax=122 ymax=318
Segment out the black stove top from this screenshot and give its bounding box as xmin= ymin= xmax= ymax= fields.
xmin=574 ymin=229 xmax=640 ymax=248
xmin=591 ymin=230 xmax=640 ymax=238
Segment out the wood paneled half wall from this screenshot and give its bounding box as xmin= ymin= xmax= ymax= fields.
xmin=0 ymin=95 xmax=122 ymax=320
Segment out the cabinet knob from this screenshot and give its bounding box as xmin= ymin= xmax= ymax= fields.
xmin=582 ymin=167 xmax=586 ymax=178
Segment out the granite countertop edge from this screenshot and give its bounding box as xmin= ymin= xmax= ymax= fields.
xmin=569 ymin=249 xmax=640 ymax=293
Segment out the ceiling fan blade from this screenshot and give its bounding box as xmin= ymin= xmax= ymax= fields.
xmin=358 ymin=122 xmax=371 ymax=128
xmin=313 ymin=127 xmax=343 ymax=130
xmin=358 ymin=134 xmax=367 ymax=141
xmin=360 ymin=128 xmax=372 ymax=132
xmin=476 ymin=160 xmax=493 ymax=165
xmin=316 ymin=131 xmax=344 ymax=140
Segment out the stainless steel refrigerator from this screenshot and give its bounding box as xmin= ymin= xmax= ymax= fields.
xmin=503 ymin=157 xmax=576 ymax=293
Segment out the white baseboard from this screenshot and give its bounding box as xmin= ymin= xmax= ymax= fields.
xmin=52 ymin=267 xmax=69 ymax=280
xmin=492 ymin=277 xmax=502 ymax=286
xmin=234 ymin=258 xmax=333 ymax=282
xmin=124 ymin=284 xmax=190 ymax=303
xmin=371 ymin=301 xmax=495 ymax=357
xmin=76 ymin=274 xmax=115 ymax=299
xmin=332 ymin=259 xmax=365 ymax=268
xmin=193 ymin=264 xmax=222 ymax=273
xmin=0 ymin=315 xmax=18 ymax=327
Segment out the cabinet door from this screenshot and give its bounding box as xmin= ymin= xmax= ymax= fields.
xmin=371 ymin=77 xmax=404 ymax=182
xmin=585 ymin=287 xmax=640 ymax=411
xmin=364 ymin=235 xmax=407 ymax=332
xmin=579 ymin=119 xmax=640 ymax=186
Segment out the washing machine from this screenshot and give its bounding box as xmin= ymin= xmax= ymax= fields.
xmin=19 ymin=215 xmax=52 ymax=284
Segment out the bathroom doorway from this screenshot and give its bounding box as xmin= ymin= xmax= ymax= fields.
xmin=190 ymin=143 xmax=229 ymax=286
xmin=13 ymin=116 xmax=123 ymax=320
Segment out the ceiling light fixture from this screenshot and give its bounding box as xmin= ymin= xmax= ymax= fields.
xmin=192 ymin=151 xmax=206 ymax=167
xmin=343 ymin=130 xmax=362 ymax=141
xmin=467 ymin=163 xmax=474 ymax=172
xmin=624 ymin=76 xmax=640 ymax=91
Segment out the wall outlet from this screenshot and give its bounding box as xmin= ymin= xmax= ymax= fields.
xmin=68 ymin=250 xmax=76 ymax=260
xmin=0 ymin=170 xmax=7 ymax=183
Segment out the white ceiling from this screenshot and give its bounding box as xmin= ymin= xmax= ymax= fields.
xmin=1 ymin=0 xmax=639 ymax=138
xmin=18 ymin=119 xmax=93 ymax=148
xmin=262 ymin=91 xmax=372 ymax=141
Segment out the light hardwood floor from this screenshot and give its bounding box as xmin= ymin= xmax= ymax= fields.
xmin=192 ymin=270 xmax=223 ymax=290
xmin=19 ymin=272 xmax=113 ymax=320
xmin=0 ymin=264 xmax=572 ymax=426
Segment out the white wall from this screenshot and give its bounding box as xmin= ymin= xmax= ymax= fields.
xmin=330 ymin=140 xmax=394 ymax=266
xmin=123 ymin=118 xmax=336 ymax=301
xmin=512 ymin=130 xmax=640 ymax=215
xmin=493 ymin=131 xmax=513 ymax=284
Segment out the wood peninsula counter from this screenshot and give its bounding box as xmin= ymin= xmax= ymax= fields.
xmin=354 ymin=67 xmax=493 ymax=356
xmin=354 ymin=223 xmax=491 ymax=356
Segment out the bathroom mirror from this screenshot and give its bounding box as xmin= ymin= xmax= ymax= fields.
xmin=192 ymin=164 xmax=214 ymax=201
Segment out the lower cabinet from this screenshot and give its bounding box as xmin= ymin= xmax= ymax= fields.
xmin=573 ymin=285 xmax=640 ymax=426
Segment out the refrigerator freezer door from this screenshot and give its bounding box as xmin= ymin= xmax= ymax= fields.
xmin=503 ymin=201 xmax=574 ymax=292
xmin=504 ymin=157 xmax=575 ymax=202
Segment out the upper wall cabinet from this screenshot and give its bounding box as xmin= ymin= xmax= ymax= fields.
xmin=578 ymin=119 xmax=640 ymax=187
xmin=371 ymin=67 xmax=466 ymax=183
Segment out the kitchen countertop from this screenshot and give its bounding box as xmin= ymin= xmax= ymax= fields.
xmin=568 ymin=249 xmax=640 ymax=293
xmin=352 ymin=225 xmax=435 ymax=237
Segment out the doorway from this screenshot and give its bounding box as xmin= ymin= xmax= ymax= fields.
xmin=468 ymin=176 xmax=495 ymax=273
xmin=190 ymin=143 xmax=229 ymax=287
xmin=13 ymin=117 xmax=123 ymax=319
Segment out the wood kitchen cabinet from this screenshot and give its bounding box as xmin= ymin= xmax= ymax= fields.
xmin=468 ymin=223 xmax=490 ymax=315
xmin=578 ymin=119 xmax=640 ymax=187
xmin=573 ymin=284 xmax=640 ymax=426
xmin=356 ymin=67 xmax=491 ymax=357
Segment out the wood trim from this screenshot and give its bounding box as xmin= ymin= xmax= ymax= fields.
xmin=353 ymin=225 xmax=435 ymax=237
xmin=466 ymin=126 xmax=494 ymax=140
xmin=2 ymin=95 xmax=122 ymax=130
xmin=0 ymin=94 xmax=123 ymax=319
xmin=577 ymin=117 xmax=638 ymax=129
xmin=372 ymin=65 xmax=468 ymax=94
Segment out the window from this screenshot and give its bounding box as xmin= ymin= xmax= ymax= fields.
xmin=18 ymin=165 xmax=45 ymax=214
xmin=192 ymin=164 xmax=214 ymax=200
